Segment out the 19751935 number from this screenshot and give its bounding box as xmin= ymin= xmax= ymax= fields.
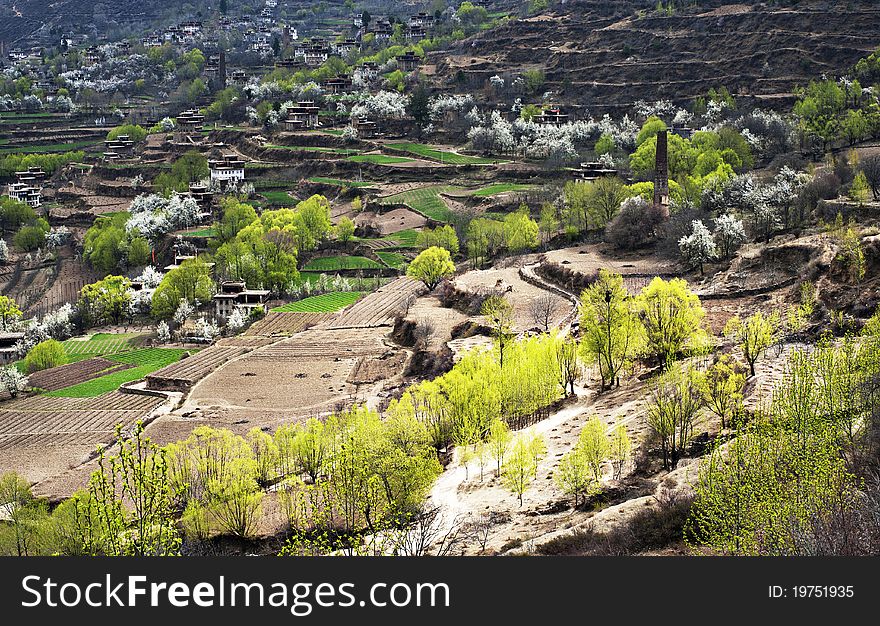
xmin=769 ymin=586 xmax=854 ymax=598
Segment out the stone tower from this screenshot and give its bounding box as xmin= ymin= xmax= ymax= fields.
xmin=653 ymin=130 xmax=670 ymax=217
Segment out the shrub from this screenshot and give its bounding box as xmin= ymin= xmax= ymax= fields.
xmin=13 ymin=224 xmax=47 ymax=251
xmin=24 ymin=339 xmax=65 ymax=373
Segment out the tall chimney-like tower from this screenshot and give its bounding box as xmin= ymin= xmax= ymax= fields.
xmin=654 ymin=130 xmax=670 ymax=217
xmin=218 ymin=51 xmax=226 ymax=90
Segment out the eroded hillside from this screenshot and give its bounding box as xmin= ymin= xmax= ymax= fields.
xmin=433 ymin=0 xmax=880 ymax=113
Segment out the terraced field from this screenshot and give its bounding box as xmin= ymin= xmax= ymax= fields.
xmin=376 ymin=251 xmax=408 ymax=269
xmin=470 ymin=183 xmax=536 ymax=197
xmin=308 ymin=177 xmax=374 ymax=188
xmin=27 ymin=357 xmax=133 ymax=392
xmin=244 ymin=311 xmax=335 ymax=336
xmin=271 ymin=292 xmax=365 ymax=313
xmin=387 ymin=142 xmax=500 ymax=165
xmin=46 ymin=348 xmax=191 ymax=397
xmin=380 ymin=185 xmax=463 ymax=222
xmin=146 ymin=346 xmax=249 ymax=392
xmin=62 ymin=332 xmax=148 ymax=357
xmin=347 ymin=154 xmax=414 ymax=164
xmin=0 ymin=391 xmax=166 ymax=483
xmin=326 ymin=277 xmax=426 ymax=328
xmin=302 ymin=256 xmax=384 ymax=272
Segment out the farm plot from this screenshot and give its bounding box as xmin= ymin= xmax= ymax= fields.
xmin=0 ymin=391 xmax=165 ymax=483
xmin=379 ymin=185 xmax=463 ymax=222
xmin=347 ymin=154 xmax=414 ymax=164
xmin=62 ymin=332 xmax=148 ymax=358
xmin=244 ymin=311 xmax=334 ymax=336
xmin=47 ymin=348 xmax=191 ymax=397
xmin=183 ymin=327 xmax=395 ymax=426
xmin=308 ymin=177 xmax=374 ymax=188
xmin=376 ymin=251 xmax=408 ymax=269
xmin=272 ymin=292 xmax=364 ymax=312
xmin=302 ymin=256 xmax=384 ymax=272
xmin=470 ymin=183 xmax=536 ymax=197
xmin=145 ymin=346 xmax=249 ymax=392
xmin=27 ymin=357 xmax=133 ymax=392
xmin=325 ymin=277 xmax=427 ymax=328
xmin=544 ymin=244 xmax=678 ymax=284
xmin=355 ymin=207 xmax=427 ymax=236
xmin=386 ymin=142 xmax=500 ymax=165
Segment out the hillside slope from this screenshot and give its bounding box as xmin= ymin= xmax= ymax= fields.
xmin=432 ymin=0 xmax=880 ymax=113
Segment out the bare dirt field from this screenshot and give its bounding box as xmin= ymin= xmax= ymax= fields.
xmin=28 ymin=357 xmax=132 ymax=391
xmin=354 ymin=207 xmax=427 ymax=235
xmin=405 ymin=296 xmax=470 ymax=351
xmin=244 ymin=311 xmax=334 ymax=337
xmin=453 ymin=264 xmax=575 ymax=331
xmin=544 ymin=243 xmax=678 ymax=278
xmin=146 ymin=345 xmax=250 ymax=391
xmin=0 ymin=391 xmax=166 ymax=485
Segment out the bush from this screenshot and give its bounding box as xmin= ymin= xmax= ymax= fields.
xmin=606 ymin=197 xmax=665 ymax=249
xmin=24 ymin=339 xmax=65 ymax=373
xmin=14 ymin=224 xmax=46 ymax=251
xmin=107 ymin=124 xmax=147 ymax=143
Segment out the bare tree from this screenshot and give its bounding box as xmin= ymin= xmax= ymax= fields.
xmin=530 ymin=293 xmax=560 ymax=331
xmin=393 ymin=505 xmax=468 ymax=556
xmin=413 ymin=317 xmax=436 ymax=350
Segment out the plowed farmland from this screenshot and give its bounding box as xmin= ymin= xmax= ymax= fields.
xmin=27 ymin=357 xmax=133 ymax=392
xmin=244 ymin=311 xmax=335 ymax=336
xmin=326 ymin=277 xmax=426 ymax=328
xmin=146 ymin=346 xmax=250 ymax=392
xmin=0 ymin=391 xmax=166 ymax=483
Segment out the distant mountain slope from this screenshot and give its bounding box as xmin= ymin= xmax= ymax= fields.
xmin=0 ymin=0 xmax=210 ymax=46
xmin=432 ymin=0 xmax=880 ymax=113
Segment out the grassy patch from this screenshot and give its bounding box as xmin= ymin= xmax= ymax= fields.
xmin=62 ymin=333 xmax=146 ymax=358
xmin=347 ymin=154 xmax=413 ymax=164
xmin=376 ymin=251 xmax=408 ymax=269
xmin=45 ymin=348 xmax=191 ymax=397
xmin=308 ymin=177 xmax=373 ymax=188
xmin=471 ymin=183 xmax=536 ymax=197
xmin=387 ymin=142 xmax=500 ymax=165
xmin=268 ymin=144 xmax=358 ymax=155
xmin=0 ymin=139 xmax=101 ymax=155
xmin=302 ymin=255 xmax=383 ymax=272
xmin=271 ymin=291 xmax=364 ymax=312
xmin=381 ymin=185 xmax=462 ymax=222
xmin=260 ymin=190 xmax=298 ymax=206
xmin=181 ymin=226 xmax=217 ymax=237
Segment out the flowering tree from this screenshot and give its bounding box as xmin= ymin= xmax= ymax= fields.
xmin=679 ymin=220 xmax=717 ymax=274
xmin=713 ymin=214 xmax=747 ymax=259
xmin=0 ymin=366 xmax=29 ymax=398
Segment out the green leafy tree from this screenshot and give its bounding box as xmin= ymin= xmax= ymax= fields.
xmin=0 ymin=295 xmax=22 ymax=331
xmin=698 ymin=354 xmax=746 ymax=429
xmin=503 ymin=207 xmax=539 ymax=253
xmin=609 ymin=424 xmax=631 ymax=480
xmin=151 ymin=258 xmax=214 ymax=319
xmin=724 ymin=311 xmax=780 ymax=377
xmin=481 ymin=294 xmax=515 ymax=369
xmin=488 ymin=419 xmax=512 ymax=475
xmin=335 ymin=216 xmax=355 ymax=243
xmin=416 ymin=225 xmax=460 ymax=254
xmin=79 ymin=275 xmax=132 ymax=326
xmin=406 ymin=246 xmax=456 ymax=290
xmin=579 ymin=270 xmax=644 ymax=389
xmin=637 ymin=277 xmax=706 ymax=367
xmin=647 ymin=364 xmax=703 ymax=470
xmin=502 ymin=436 xmax=536 ymax=506
xmin=107 ymin=124 xmax=147 ymax=143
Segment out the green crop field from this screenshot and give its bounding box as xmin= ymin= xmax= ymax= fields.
xmin=271 ymin=291 xmax=364 ymax=312
xmin=387 ymin=142 xmax=501 ymax=165
xmin=322 ymin=129 xmax=344 ymax=136
xmin=347 ymin=154 xmax=413 ymax=164
xmin=386 ymin=229 xmax=420 ymax=248
xmin=260 ymin=190 xmax=298 ymax=206
xmin=62 ymin=333 xmax=147 ymax=357
xmin=381 ymin=185 xmax=462 ymax=222
xmin=268 ymin=145 xmax=359 ymax=155
xmin=308 ymin=177 xmax=373 ymax=188
xmin=471 ymin=183 xmax=536 ymax=197
xmin=303 ymin=256 xmax=383 ymax=272
xmin=45 ymin=348 xmax=191 ymax=397
xmin=0 ymin=139 xmax=101 ymax=155
xmin=376 ymin=251 xmax=408 ymax=269
xmin=181 ymin=226 xmax=217 ymax=237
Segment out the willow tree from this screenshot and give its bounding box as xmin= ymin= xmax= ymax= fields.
xmin=637 ymin=276 xmax=706 ymax=368
xmin=724 ymin=311 xmax=780 ymax=376
xmin=579 ymin=270 xmax=644 ymax=390
xmin=647 ymin=364 xmax=703 ymax=470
